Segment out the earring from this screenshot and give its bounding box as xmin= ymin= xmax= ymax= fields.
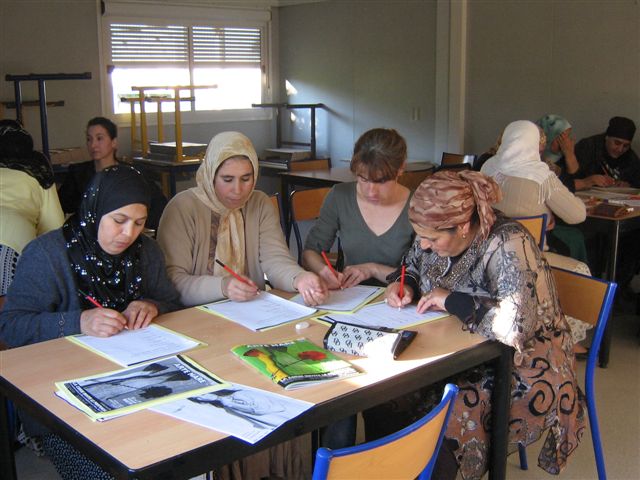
xmin=462 ymin=234 xmax=467 ymax=239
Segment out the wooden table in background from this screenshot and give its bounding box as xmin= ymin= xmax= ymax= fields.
xmin=0 ymin=302 xmax=511 ymax=480
xmin=132 ymin=157 xmax=202 ymax=198
xmin=277 ymin=161 xmax=436 ymax=231
xmin=582 ymin=208 xmax=640 ymax=367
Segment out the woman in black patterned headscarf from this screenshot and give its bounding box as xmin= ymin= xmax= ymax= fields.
xmin=1 ymin=164 xmax=181 ymax=346
xmin=0 ymin=120 xmax=64 ymax=307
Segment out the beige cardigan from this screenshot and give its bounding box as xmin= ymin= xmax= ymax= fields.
xmin=157 ymin=189 xmax=304 ymax=307
xmin=492 ymin=175 xmax=586 ymax=224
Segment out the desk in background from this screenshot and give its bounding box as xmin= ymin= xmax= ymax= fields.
xmin=582 ymin=208 xmax=640 ymax=367
xmin=1 ymin=304 xmax=511 ymax=480
xmin=277 ymin=161 xmax=436 ymax=229
xmin=132 ymin=157 xmax=202 ymax=198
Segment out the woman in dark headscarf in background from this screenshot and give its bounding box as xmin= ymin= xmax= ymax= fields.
xmin=0 ymin=165 xmax=181 ymax=479
xmin=0 ymin=120 xmax=64 ymax=308
xmin=375 ymin=170 xmax=585 ymax=479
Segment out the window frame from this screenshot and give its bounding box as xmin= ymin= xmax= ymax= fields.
xmin=100 ymin=1 xmax=273 ymax=126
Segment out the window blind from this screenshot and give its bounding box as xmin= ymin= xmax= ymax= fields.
xmin=192 ymin=27 xmax=261 ymax=66
xmin=110 ymin=23 xmax=189 ymax=64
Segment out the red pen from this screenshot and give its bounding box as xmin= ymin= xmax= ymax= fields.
xmin=78 ymin=289 xmax=103 ymax=308
xmin=399 ymin=264 xmax=406 ymax=298
xmin=215 ymin=259 xmax=253 ymax=286
xmin=321 ymin=251 xmax=340 ymax=280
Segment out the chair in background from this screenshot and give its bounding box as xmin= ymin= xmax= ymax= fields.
xmin=269 ymin=193 xmax=286 ymax=235
xmin=398 ymin=169 xmax=433 ymax=190
xmin=289 ymin=187 xmax=342 ymax=266
xmin=312 ymin=383 xmax=458 ymax=480
xmin=440 ymin=152 xmax=476 ymax=167
xmin=514 ymin=214 xmax=548 ymax=250
xmin=517 ymin=267 xmax=617 ymax=480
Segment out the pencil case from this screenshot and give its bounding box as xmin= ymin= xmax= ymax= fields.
xmin=323 ymin=321 xmax=417 ymax=360
xmin=590 ymin=202 xmax=633 ymax=218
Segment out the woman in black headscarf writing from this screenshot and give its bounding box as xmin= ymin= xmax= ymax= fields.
xmin=0 ymin=165 xmax=181 ymax=480
xmin=0 ymin=164 xmax=181 ymax=347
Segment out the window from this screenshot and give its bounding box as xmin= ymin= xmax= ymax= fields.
xmin=102 ymin=2 xmax=270 ymax=117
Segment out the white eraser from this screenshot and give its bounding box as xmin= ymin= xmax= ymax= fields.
xmin=296 ymin=321 xmax=310 ymax=330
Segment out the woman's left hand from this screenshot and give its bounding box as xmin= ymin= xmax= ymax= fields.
xmin=294 ymin=272 xmax=328 ymax=306
xmin=123 ymin=300 xmax=159 ymax=330
xmin=341 ymin=264 xmax=372 ymax=288
xmin=417 ymin=287 xmax=450 ymax=314
xmin=556 ymin=130 xmax=575 ymax=155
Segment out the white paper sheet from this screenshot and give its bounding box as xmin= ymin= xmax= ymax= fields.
xmin=151 ymin=383 xmax=314 ymax=444
xmin=291 ymin=285 xmax=382 ymax=312
xmin=199 ymin=292 xmax=317 ymax=331
xmin=320 ymin=301 xmax=448 ymax=329
xmin=67 ymin=324 xmax=202 ymax=366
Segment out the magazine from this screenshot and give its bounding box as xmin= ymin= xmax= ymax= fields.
xmin=152 ymin=382 xmax=314 ymax=444
xmin=231 ymin=338 xmax=361 ymax=390
xmin=56 ymin=355 xmax=229 ymax=421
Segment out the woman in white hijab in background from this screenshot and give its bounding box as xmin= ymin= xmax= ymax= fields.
xmin=158 ymin=131 xmax=327 ymax=307
xmin=481 ymin=119 xmax=586 ymax=225
xmin=481 ymin=120 xmax=592 ymax=355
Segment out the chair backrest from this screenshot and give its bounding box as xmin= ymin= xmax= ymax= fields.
xmin=289 ymin=187 xmax=332 ymax=264
xmin=514 ymin=214 xmax=547 ymax=250
xmin=551 ymin=267 xmax=617 ymax=480
xmin=441 ymin=152 xmax=476 ymax=166
xmin=312 ymin=383 xmax=459 ymax=480
xmin=269 ymin=193 xmax=286 ymax=235
xmin=398 ymin=169 xmax=433 ymax=190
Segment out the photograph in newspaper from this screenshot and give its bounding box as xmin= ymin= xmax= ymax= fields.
xmin=56 ymin=355 xmax=228 ymax=420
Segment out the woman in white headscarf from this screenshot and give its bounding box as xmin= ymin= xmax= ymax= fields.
xmin=481 ymin=120 xmax=592 ymax=353
xmin=481 ymin=120 xmax=586 ymax=233
xmin=158 ymin=131 xmax=327 ymax=307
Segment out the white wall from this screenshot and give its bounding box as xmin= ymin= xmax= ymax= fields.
xmin=278 ymin=0 xmax=437 ymax=163
xmin=0 ymin=0 xmax=276 ymax=165
xmin=0 ymin=0 xmax=102 ymax=150
xmin=465 ymin=0 xmax=640 ymax=154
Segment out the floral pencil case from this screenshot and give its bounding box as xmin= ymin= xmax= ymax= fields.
xmin=323 ymin=321 xmax=417 ymax=360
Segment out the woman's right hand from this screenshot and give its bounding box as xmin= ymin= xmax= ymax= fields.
xmin=80 ymin=308 xmax=127 ymax=337
xmin=318 ymin=265 xmax=345 ymax=290
xmin=385 ymin=281 xmax=414 ymax=308
xmin=222 ymin=275 xmax=260 ymax=302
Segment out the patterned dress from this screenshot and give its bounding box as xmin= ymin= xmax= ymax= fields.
xmin=401 ymin=214 xmax=585 ymax=479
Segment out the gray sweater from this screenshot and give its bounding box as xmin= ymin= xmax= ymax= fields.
xmin=304 ymin=182 xmax=415 ymax=269
xmin=0 ymin=229 xmax=181 ymax=348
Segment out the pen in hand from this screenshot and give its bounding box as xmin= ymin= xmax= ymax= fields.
xmin=321 ymin=251 xmax=342 ymax=288
xmin=78 ymin=288 xmax=103 ymax=308
xmin=215 ymin=259 xmax=258 ymax=294
xmin=398 ymin=264 xmax=406 ymax=310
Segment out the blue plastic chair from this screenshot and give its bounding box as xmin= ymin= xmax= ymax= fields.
xmin=312 ymin=383 xmax=458 ymax=480
xmin=514 ymin=213 xmax=548 ymax=250
xmin=518 ymin=267 xmax=617 ymax=479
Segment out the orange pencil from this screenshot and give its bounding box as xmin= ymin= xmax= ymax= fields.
xmin=215 ymin=259 xmax=252 ymax=286
xmin=399 ymin=264 xmax=406 ymax=298
xmin=321 ymin=251 xmax=339 ymax=280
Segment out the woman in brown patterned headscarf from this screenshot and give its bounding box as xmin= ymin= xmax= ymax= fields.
xmin=374 ymin=170 xmax=585 ymax=479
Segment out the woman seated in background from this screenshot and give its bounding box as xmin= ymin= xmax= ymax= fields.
xmin=503 ymin=117 xmax=588 ymax=264
xmin=58 ymin=116 xmax=167 ymax=229
xmin=0 ymin=165 xmax=181 ymax=480
xmin=381 ymin=170 xmax=585 ymax=480
xmin=302 ymin=128 xmax=415 ymax=288
xmin=0 ymin=120 xmax=64 ymax=310
xmin=158 ymin=130 xmax=319 ymax=479
xmin=157 ymin=131 xmax=326 ymax=307
xmin=481 ymin=120 xmax=592 ymax=354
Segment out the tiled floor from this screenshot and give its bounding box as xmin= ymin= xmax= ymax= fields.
xmin=13 ymin=301 xmax=640 ymax=479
